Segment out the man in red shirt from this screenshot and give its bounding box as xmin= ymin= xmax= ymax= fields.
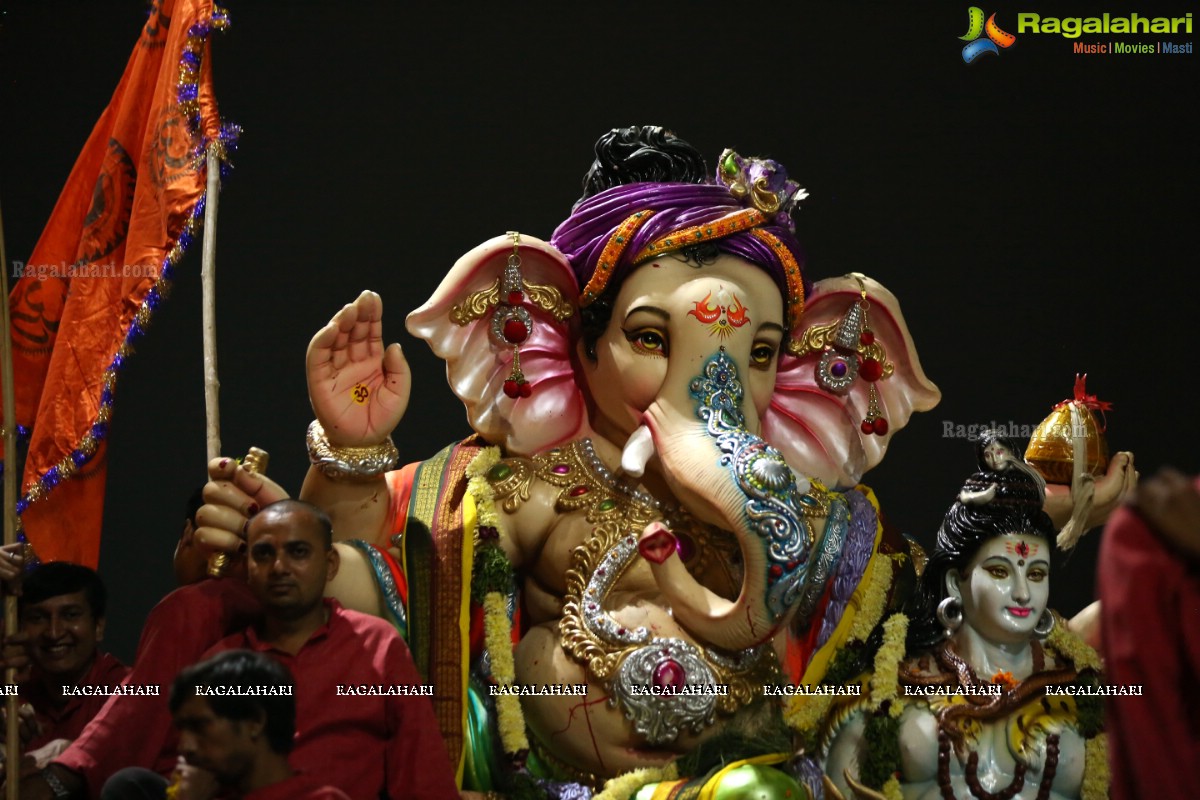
xmin=19 ymin=489 xmax=261 ymax=800
xmin=1100 ymin=468 xmax=1200 ymax=800
xmin=168 ymin=649 xmax=349 ymax=800
xmin=4 ymin=564 xmax=130 ymax=759
xmin=202 ymin=499 xmax=457 ymax=799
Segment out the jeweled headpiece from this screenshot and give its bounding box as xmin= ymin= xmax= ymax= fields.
xmin=550 ymin=143 xmax=810 ymax=330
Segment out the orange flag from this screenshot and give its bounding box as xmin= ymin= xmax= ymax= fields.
xmin=1 ymin=0 xmax=236 ymax=566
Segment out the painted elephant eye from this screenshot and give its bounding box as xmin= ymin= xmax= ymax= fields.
xmin=749 ymin=342 xmax=777 ymax=369
xmin=624 ymin=328 xmax=668 ymax=357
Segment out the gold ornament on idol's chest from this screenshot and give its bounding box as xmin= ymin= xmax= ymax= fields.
xmin=1024 ymin=375 xmax=1110 ymax=484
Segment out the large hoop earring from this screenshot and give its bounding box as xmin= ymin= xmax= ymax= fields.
xmin=936 ymin=597 xmax=963 ymax=639
xmin=1033 ymin=611 xmax=1056 ymax=639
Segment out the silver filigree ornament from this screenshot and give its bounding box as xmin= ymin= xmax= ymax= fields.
xmin=610 ymin=638 xmax=718 ymax=744
xmin=581 ymin=533 xmax=651 ymax=648
xmin=689 ymin=349 xmax=813 ymax=622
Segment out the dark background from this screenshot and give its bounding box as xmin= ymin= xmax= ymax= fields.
xmin=1 ymin=2 xmax=1196 ymax=661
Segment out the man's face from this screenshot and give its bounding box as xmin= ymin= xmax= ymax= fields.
xmin=174 ymin=694 xmax=256 ymax=785
xmin=245 ymin=510 xmax=335 ymax=619
xmin=19 ymin=591 xmax=103 ymax=680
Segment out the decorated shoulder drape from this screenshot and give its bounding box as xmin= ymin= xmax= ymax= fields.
xmin=0 ymin=0 xmax=237 ymax=566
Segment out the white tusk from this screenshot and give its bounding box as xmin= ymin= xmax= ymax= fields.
xmin=621 ymin=425 xmax=655 ymax=478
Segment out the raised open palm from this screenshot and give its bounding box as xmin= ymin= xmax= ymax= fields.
xmin=306 ymin=290 xmax=411 ymax=447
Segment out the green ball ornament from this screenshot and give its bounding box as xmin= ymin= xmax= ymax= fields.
xmin=712 ymin=764 xmax=807 ymax=800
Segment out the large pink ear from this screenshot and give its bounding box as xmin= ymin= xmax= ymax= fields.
xmin=406 ymin=235 xmax=590 ymax=456
xmin=761 ymin=274 xmax=941 ymax=489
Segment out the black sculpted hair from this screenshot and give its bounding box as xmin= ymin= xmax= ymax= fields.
xmin=20 ymin=561 xmax=106 ymax=618
xmin=574 ymin=125 xmax=709 ymax=209
xmin=170 ymin=650 xmax=296 ymax=754
xmin=576 ymin=126 xmax=710 ymax=358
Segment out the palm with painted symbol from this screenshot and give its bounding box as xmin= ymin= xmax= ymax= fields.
xmin=306 ymin=290 xmax=411 ymax=447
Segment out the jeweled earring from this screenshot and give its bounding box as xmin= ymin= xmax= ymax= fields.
xmin=801 ymin=276 xmax=892 ymax=436
xmin=937 ymin=596 xmax=964 ymax=638
xmin=851 ymin=285 xmax=888 ymax=437
xmin=494 ymin=237 xmax=533 ymax=399
xmin=1033 ymin=610 xmax=1056 ymax=639
xmin=815 ymin=298 xmax=864 ymax=394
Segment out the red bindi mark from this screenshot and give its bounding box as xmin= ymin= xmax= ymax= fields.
xmin=1016 ymin=541 xmax=1030 ymax=558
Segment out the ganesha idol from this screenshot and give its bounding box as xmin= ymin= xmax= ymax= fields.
xmin=199 ymin=127 xmax=944 ymax=794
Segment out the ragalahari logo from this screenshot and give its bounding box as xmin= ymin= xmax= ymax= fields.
xmin=961 ymin=7 xmax=1017 ymax=62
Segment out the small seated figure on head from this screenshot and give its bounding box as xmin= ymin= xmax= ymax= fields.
xmin=814 ymin=439 xmax=1109 ymax=799
xmin=10 ymin=563 xmax=130 ymax=756
xmin=170 ymin=650 xmax=350 ymax=800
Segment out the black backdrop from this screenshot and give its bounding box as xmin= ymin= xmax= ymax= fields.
xmin=1 ymin=2 xmax=1196 ymax=661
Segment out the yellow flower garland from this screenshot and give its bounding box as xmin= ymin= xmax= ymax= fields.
xmin=882 ymin=776 xmax=903 ymax=800
xmin=783 ymin=690 xmax=837 ymax=736
xmin=594 ymin=764 xmax=680 ymax=800
xmin=1081 ymin=733 xmax=1109 ymax=800
xmin=466 ymin=446 xmax=505 ymax=534
xmin=870 ymin=613 xmax=908 ymax=717
xmin=1046 ymin=616 xmax=1103 ymax=673
xmin=483 ymin=590 xmax=529 ymax=755
xmin=845 ymin=554 xmax=893 ymax=644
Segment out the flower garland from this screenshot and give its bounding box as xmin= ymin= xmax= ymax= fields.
xmin=1046 ymin=614 xmax=1103 ymax=673
xmin=882 ymin=776 xmax=903 ymax=800
xmin=784 ymin=559 xmax=895 ymax=739
xmin=483 ymin=590 xmax=529 ymax=757
xmin=467 ymin=448 xmax=529 ymax=757
xmin=593 ymin=764 xmax=679 ymax=800
xmin=1081 ymin=733 xmax=1109 ymax=800
xmin=783 ymin=690 xmax=837 ymax=743
xmin=845 ymin=553 xmax=894 ymax=644
xmin=869 ymin=613 xmax=908 ymax=718
xmin=466 ymin=447 xmax=506 ymax=533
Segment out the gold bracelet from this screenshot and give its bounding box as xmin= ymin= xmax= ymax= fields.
xmin=306 ymin=420 xmax=398 ymax=481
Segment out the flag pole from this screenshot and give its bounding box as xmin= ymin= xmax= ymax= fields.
xmin=201 ymin=141 xmax=222 ymax=463
xmin=201 ymin=142 xmax=230 ymax=578
xmin=1 ymin=188 xmax=24 ymax=799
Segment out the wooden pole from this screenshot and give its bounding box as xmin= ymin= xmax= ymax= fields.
xmin=1 ymin=183 xmax=23 ymax=799
xmin=201 ymin=141 xmax=222 ymax=463
xmin=201 ymin=143 xmax=229 ymax=578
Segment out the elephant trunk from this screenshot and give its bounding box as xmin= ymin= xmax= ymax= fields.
xmin=626 ymin=348 xmax=813 ymax=652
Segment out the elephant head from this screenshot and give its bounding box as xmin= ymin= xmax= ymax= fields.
xmin=407 ymin=233 xmax=939 ymax=652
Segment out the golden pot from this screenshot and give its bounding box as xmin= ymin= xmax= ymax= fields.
xmin=1024 ymin=403 xmax=1109 ymax=484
